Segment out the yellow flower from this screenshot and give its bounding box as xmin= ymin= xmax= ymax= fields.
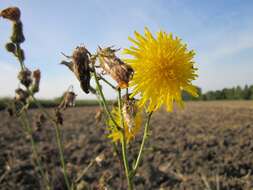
xmin=107 ymin=105 xmax=142 ymax=143
xmin=124 ymin=27 xmax=198 ymax=112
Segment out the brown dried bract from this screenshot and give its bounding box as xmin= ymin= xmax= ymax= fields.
xmin=97 ymin=47 xmax=133 ymax=89
xmin=0 ymin=7 xmax=21 ymax=22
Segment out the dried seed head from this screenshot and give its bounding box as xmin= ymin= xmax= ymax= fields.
xmin=11 ymin=21 xmax=25 ymax=44
xmin=18 ymin=68 xmax=32 ymax=88
xmin=5 ymin=42 xmax=16 ymax=53
xmin=30 ymin=69 xmax=41 ymax=93
xmin=72 ymin=46 xmax=91 ymax=94
xmin=97 ymin=47 xmax=133 ymax=88
xmin=15 ymin=88 xmax=29 ymax=103
xmin=55 ymin=109 xmax=64 ymax=125
xmin=58 ymin=91 xmax=77 ymax=110
xmin=0 ymin=7 xmax=21 ymax=22
xmin=122 ymin=95 xmax=138 ymax=131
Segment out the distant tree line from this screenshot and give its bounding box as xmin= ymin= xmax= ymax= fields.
xmin=183 ymin=85 xmax=253 ymax=101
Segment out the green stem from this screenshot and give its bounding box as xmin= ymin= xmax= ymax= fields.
xmin=133 ymin=112 xmax=153 ymax=173
xmin=118 ymin=89 xmax=133 ymax=190
xmin=92 ymin=64 xmax=120 ymax=129
xmin=19 ymin=113 xmax=51 ymax=190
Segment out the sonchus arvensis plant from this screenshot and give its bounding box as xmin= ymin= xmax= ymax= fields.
xmin=1 ymin=6 xmax=198 ymax=190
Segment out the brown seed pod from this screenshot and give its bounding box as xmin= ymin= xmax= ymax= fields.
xmin=61 ymin=46 xmax=91 ymax=94
xmin=72 ymin=46 xmax=91 ymax=93
xmin=0 ymin=7 xmax=21 ymax=22
xmin=18 ymin=68 xmax=32 ymax=88
xmin=11 ymin=21 xmax=25 ymax=44
xmin=97 ymin=47 xmax=133 ymax=89
xmin=58 ymin=91 xmax=77 ymax=110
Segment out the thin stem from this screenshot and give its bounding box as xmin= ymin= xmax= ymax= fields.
xmin=118 ymin=89 xmax=133 ymax=190
xmin=31 ymin=96 xmax=71 ymax=190
xmin=54 ymin=123 xmax=71 ymax=190
xmin=98 ymin=75 xmax=117 ymax=90
xmin=15 ymin=43 xmax=25 ymax=70
xmin=20 ymin=112 xmax=51 ymax=190
xmin=133 ymin=112 xmax=153 ymax=173
xmin=92 ymin=64 xmax=120 ymax=129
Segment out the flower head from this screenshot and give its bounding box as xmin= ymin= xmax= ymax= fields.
xmin=124 ymin=27 xmax=198 ymax=112
xmin=107 ymin=101 xmax=142 ymax=143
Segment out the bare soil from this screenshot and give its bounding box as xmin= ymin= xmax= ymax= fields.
xmin=0 ymin=101 xmax=253 ymax=190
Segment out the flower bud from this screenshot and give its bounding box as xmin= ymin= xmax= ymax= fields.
xmin=0 ymin=7 xmax=21 ymax=22
xmin=11 ymin=21 xmax=25 ymax=44
xmin=15 ymin=88 xmax=29 ymax=104
xmin=5 ymin=42 xmax=16 ymax=53
xmin=30 ymin=69 xmax=41 ymax=93
xmin=55 ymin=109 xmax=64 ymax=125
xmin=18 ymin=68 xmax=32 ymax=88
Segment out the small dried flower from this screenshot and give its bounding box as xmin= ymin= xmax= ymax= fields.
xmin=95 ymin=153 xmax=105 ymax=167
xmin=97 ymin=46 xmax=133 ymax=89
xmin=30 ymin=69 xmax=41 ymax=93
xmin=55 ymin=109 xmax=64 ymax=125
xmin=122 ymin=95 xmax=138 ymax=132
xmin=107 ymin=100 xmax=142 ymax=143
xmin=11 ymin=21 xmax=25 ymax=44
xmin=0 ymin=7 xmax=21 ymax=22
xmin=18 ymin=68 xmax=32 ymax=88
xmin=15 ymin=88 xmax=29 ymax=104
xmin=61 ymin=46 xmax=91 ymax=94
xmin=58 ymin=91 xmax=77 ymax=110
xmin=5 ymin=42 xmax=16 ymax=53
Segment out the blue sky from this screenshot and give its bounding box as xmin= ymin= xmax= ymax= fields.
xmin=0 ymin=0 xmax=253 ymax=99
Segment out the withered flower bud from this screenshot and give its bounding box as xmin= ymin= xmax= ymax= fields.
xmin=122 ymin=95 xmax=138 ymax=131
xmin=30 ymin=69 xmax=41 ymax=93
xmin=58 ymin=91 xmax=77 ymax=110
xmin=6 ymin=107 xmax=14 ymax=117
xmin=95 ymin=108 xmax=103 ymax=123
xmin=18 ymin=68 xmax=32 ymax=88
xmin=5 ymin=42 xmax=16 ymax=53
xmin=61 ymin=46 xmax=91 ymax=94
xmin=11 ymin=21 xmax=25 ymax=44
xmin=15 ymin=88 xmax=29 ymax=104
xmin=0 ymin=7 xmax=21 ymax=22
xmin=55 ymin=109 xmax=63 ymax=125
xmin=97 ymin=47 xmax=133 ymax=89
